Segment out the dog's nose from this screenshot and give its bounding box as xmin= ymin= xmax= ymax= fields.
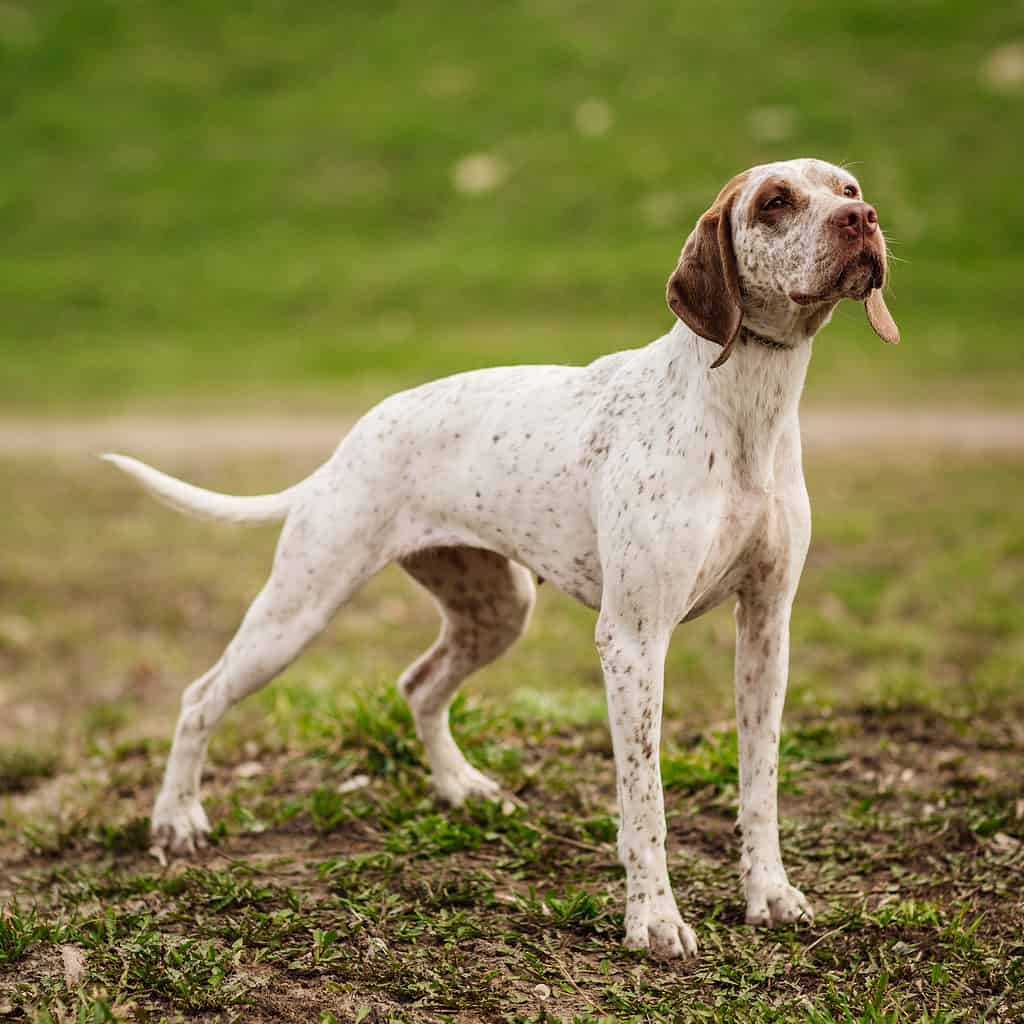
xmin=831 ymin=201 xmax=878 ymax=240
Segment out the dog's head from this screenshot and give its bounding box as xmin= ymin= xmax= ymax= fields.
xmin=666 ymin=158 xmax=899 ymax=367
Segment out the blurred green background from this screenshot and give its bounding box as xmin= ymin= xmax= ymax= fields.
xmin=1 ymin=0 xmax=1021 ymax=414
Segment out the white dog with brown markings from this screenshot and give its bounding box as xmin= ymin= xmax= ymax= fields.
xmin=104 ymin=157 xmax=898 ymax=959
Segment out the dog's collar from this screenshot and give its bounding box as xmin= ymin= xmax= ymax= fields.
xmin=739 ymin=326 xmax=792 ymax=352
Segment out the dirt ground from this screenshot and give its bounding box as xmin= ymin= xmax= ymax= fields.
xmin=1 ymin=411 xmax=1022 ymax=1022
xmin=1 ymin=407 xmax=1023 ymax=460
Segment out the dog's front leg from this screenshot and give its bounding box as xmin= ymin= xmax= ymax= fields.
xmin=596 ymin=609 xmax=698 ymax=960
xmin=734 ymin=593 xmax=813 ymax=927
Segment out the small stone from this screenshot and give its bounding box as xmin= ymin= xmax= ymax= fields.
xmin=991 ymin=832 xmax=1021 ymax=852
xmin=338 ymin=774 xmax=371 ymax=795
xmin=981 ymin=42 xmax=1024 ymax=91
xmin=452 ymin=153 xmax=506 ymax=194
xmin=60 ymin=944 xmax=87 ymax=988
xmin=234 ymin=760 xmax=263 ymax=779
xmin=533 ymin=983 xmax=551 ymax=1000
xmin=575 ymin=98 xmax=613 ymax=137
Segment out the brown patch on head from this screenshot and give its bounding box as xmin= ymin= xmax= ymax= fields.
xmin=747 ymin=175 xmax=810 ymax=228
xmin=665 ymin=171 xmax=749 ymax=368
xmin=821 ymin=168 xmax=861 ymax=199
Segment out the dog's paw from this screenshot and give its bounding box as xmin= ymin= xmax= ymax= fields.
xmin=745 ymin=882 xmax=813 ymax=928
xmin=433 ymin=761 xmax=501 ymax=806
xmin=150 ymin=797 xmax=211 ymax=861
xmin=624 ymin=897 xmax=699 ymax=960
xmin=625 ymin=918 xmax=699 ymax=960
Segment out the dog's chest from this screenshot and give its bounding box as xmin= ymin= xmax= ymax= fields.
xmin=681 ymin=486 xmax=784 ymax=622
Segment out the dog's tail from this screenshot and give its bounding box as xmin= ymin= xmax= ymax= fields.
xmin=100 ymin=454 xmax=298 ymax=524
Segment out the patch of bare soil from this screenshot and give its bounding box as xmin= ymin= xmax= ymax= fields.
xmin=1 ymin=407 xmax=1022 ymax=461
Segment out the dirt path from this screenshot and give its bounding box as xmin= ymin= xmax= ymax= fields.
xmin=0 ymin=408 xmax=1021 ymax=459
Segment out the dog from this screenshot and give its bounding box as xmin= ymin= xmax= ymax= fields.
xmin=104 ymin=158 xmax=898 ymax=959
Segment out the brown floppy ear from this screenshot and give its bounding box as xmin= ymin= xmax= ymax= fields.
xmin=666 ymin=175 xmax=746 ymax=368
xmin=866 ymin=289 xmax=899 ymax=344
xmin=864 ymin=231 xmax=899 ymax=344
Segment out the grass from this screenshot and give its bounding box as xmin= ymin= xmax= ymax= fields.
xmin=1 ymin=694 xmax=1022 ymax=1020
xmin=0 ymin=749 xmax=58 ymax=795
xmin=1 ymin=0 xmax=1023 ymax=413
xmin=0 ymin=451 xmax=1022 ymax=1020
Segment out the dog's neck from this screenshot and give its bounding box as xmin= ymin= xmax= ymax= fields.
xmin=738 ymin=325 xmax=793 ymax=353
xmin=670 ymin=321 xmax=813 ymax=486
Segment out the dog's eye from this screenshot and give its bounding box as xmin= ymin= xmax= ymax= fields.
xmin=762 ymin=195 xmax=788 ymax=211
xmin=842 ymin=184 xmax=859 ymax=198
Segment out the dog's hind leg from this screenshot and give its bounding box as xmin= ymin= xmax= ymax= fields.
xmin=399 ymin=547 xmax=536 ymax=805
xmin=151 ymin=506 xmax=390 ymax=857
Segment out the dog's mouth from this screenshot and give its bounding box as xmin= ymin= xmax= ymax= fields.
xmin=790 ymin=250 xmax=884 ymax=307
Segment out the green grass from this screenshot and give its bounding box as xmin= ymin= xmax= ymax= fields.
xmin=0 ymin=452 xmax=1022 ymax=1020
xmin=661 ymin=722 xmax=843 ymax=797
xmin=2 ymin=694 xmax=1023 ymax=1021
xmin=0 ymin=748 xmax=58 ymax=795
xmin=1 ymin=0 xmax=1023 ymax=413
